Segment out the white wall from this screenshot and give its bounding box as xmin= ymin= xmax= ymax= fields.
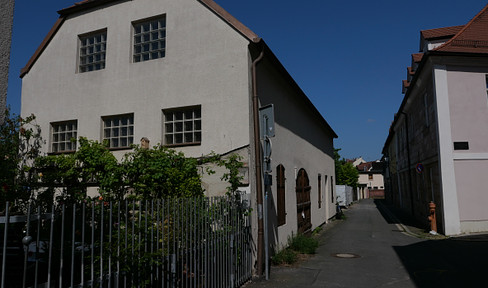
xmin=21 ymin=0 xmax=252 ymax=158
xmin=257 ymin=58 xmax=336 ymax=249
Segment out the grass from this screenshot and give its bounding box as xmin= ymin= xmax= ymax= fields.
xmin=272 ymin=233 xmax=319 ymax=265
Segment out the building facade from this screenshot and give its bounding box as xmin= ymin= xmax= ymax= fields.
xmin=20 ymin=0 xmax=337 ymax=257
xmin=383 ymin=4 xmax=488 ymax=235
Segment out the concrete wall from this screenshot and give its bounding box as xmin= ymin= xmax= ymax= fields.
xmin=0 ymin=0 xmax=15 ymax=123
xmin=21 ymin=0 xmax=252 ymax=159
xmin=446 ymin=66 xmax=488 ymax=233
xmin=256 ymin=57 xmax=336 ymax=250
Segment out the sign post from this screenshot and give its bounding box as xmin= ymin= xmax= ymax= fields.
xmin=259 ymin=104 xmax=275 ymax=280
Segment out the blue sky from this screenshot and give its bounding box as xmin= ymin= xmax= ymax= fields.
xmin=7 ymin=0 xmax=488 ymax=161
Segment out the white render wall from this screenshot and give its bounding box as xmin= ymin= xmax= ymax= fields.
xmin=446 ymin=66 xmax=488 ymax=234
xmin=21 ymin=0 xmax=252 ymax=159
xmin=257 ymin=59 xmax=336 ymax=250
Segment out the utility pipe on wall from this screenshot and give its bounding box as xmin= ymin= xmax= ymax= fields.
xmin=251 ymin=47 xmax=265 ymax=276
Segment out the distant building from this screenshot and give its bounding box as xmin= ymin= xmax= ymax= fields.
xmin=0 ymin=0 xmax=15 ymax=124
xmin=383 ymin=4 xmax=488 ymax=235
xmin=350 ymin=158 xmax=385 ymax=199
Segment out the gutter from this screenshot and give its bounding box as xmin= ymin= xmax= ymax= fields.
xmin=251 ymin=42 xmax=265 ymax=276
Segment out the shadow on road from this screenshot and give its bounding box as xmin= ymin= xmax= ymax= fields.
xmin=393 ymin=235 xmax=488 ymax=288
xmin=372 ymin=199 xmax=488 ymax=287
xmin=374 ymin=199 xmax=426 ymax=230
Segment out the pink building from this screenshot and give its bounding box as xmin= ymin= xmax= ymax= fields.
xmin=383 ymin=4 xmax=488 ymax=235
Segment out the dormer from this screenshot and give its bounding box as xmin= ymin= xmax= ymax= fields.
xmin=411 ymin=53 xmax=423 ymax=71
xmin=420 ymin=25 xmax=464 ymax=52
xmin=402 ymin=80 xmax=410 ymax=94
xmin=407 ymin=67 xmax=415 ymax=82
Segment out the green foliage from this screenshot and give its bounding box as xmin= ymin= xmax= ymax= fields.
xmin=334 ymin=148 xmax=359 ymax=188
xmin=35 ymin=137 xmax=123 ymax=206
xmin=288 ymin=233 xmax=319 ymax=255
xmin=217 ymin=154 xmax=244 ymax=196
xmin=0 ymin=108 xmax=44 ymax=210
xmin=123 ymin=144 xmax=204 ymax=199
xmin=272 ymin=233 xmax=319 ymax=265
xmin=271 ymin=248 xmax=298 ymax=265
xmin=2 ymin=108 xmax=244 ymax=207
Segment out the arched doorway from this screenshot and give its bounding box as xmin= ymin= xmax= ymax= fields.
xmin=296 ymin=168 xmax=312 ymax=234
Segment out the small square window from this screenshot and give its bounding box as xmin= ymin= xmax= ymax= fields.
xmin=51 ymin=120 xmax=78 ymax=153
xmin=79 ymin=29 xmax=107 ymax=73
xmin=163 ymin=106 xmax=201 ymax=146
xmin=102 ymin=114 xmax=134 ymax=149
xmin=133 ymin=15 xmax=166 ymax=63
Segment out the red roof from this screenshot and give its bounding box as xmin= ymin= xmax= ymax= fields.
xmin=411 ymin=53 xmax=423 ymax=63
xmin=421 ymin=25 xmax=464 ymax=40
xmin=402 ymin=80 xmax=410 ymax=94
xmin=407 ymin=67 xmax=414 ymax=76
xmin=435 ymin=4 xmax=488 ymax=53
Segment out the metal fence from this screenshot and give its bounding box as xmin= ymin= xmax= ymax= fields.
xmin=0 ymin=197 xmax=253 ymax=288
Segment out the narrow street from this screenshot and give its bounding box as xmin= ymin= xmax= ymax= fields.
xmin=245 ymin=199 xmax=488 ymax=288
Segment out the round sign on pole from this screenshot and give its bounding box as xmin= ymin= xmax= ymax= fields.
xmin=416 ymin=163 xmax=424 ymax=174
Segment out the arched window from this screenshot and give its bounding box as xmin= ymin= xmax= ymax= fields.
xmin=276 ymin=164 xmax=286 ymax=226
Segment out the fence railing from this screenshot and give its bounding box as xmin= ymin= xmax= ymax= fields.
xmin=0 ymin=196 xmax=253 ymax=288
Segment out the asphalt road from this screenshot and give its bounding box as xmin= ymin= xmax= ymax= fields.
xmin=244 ymin=198 xmax=488 ymax=288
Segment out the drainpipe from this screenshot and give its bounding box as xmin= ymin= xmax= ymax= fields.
xmin=252 ymin=46 xmax=265 ymax=276
xmin=400 ymin=112 xmax=415 ymax=216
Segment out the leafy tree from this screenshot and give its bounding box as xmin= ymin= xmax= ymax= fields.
xmin=35 ymin=137 xmax=124 ymax=205
xmin=122 ymin=144 xmax=204 ymax=199
xmin=334 ymin=148 xmax=359 ymax=189
xmin=0 ymin=108 xmax=43 ymax=210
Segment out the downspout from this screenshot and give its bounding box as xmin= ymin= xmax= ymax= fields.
xmin=252 ymin=46 xmax=265 ymax=276
xmin=400 ymin=112 xmax=415 ymax=216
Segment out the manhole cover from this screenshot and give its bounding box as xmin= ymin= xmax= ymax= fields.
xmin=332 ymin=253 xmax=360 ymax=258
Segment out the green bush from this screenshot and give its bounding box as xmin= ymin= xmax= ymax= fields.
xmin=288 ymin=233 xmax=319 ymax=255
xmin=271 ymin=248 xmax=298 ymax=265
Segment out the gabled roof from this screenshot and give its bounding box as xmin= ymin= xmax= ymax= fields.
xmin=20 ymin=0 xmax=259 ymax=78
xmin=435 ymin=4 xmax=488 ymax=53
xmin=421 ymin=25 xmax=464 ymax=40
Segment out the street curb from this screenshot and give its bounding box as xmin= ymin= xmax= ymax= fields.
xmin=375 ymin=201 xmax=421 ymax=238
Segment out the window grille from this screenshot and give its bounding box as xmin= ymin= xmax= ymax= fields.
xmin=133 ymin=16 xmax=166 ymax=62
xmin=79 ymin=30 xmax=107 ymax=72
xmin=103 ymin=114 xmax=134 ymax=149
xmin=51 ymin=121 xmax=77 ymax=153
xmin=164 ymin=107 xmax=201 ymax=146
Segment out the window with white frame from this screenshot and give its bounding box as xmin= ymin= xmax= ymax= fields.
xmin=133 ymin=16 xmax=166 ymax=63
xmin=79 ymin=30 xmax=107 ymax=73
xmin=51 ymin=120 xmax=77 ymax=153
xmin=163 ymin=106 xmax=201 ymax=146
xmin=102 ymin=114 xmax=134 ymax=149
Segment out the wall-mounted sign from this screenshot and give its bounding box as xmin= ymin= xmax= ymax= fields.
xmin=416 ymin=163 xmax=424 ymax=174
